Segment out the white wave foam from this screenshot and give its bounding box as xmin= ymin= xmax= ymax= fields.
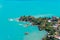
xmin=19 ymin=24 xmax=28 ymax=27
xmin=34 ymin=14 xmax=53 ymax=18
xmin=8 ymin=18 xmax=14 ymax=21
xmin=8 ymin=17 xmax=20 ymax=22
xmin=19 ymin=24 xmax=23 ymax=26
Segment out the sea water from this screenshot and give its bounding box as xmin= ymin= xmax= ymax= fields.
xmin=0 ymin=0 xmax=60 ymax=40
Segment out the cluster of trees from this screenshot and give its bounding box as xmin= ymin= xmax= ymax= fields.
xmin=19 ymin=16 xmax=58 ymax=30
xmin=43 ymin=36 xmax=59 ymax=40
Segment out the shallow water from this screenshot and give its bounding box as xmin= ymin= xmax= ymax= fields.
xmin=0 ymin=0 xmax=60 ymax=40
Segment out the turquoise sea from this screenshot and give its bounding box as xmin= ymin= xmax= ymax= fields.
xmin=0 ymin=0 xmax=60 ymax=40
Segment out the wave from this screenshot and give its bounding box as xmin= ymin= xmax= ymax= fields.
xmin=34 ymin=14 xmax=53 ymax=18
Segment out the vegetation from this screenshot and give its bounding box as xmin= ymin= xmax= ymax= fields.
xmin=19 ymin=16 xmax=60 ymax=40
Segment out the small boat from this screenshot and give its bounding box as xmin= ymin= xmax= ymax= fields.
xmin=25 ymin=32 xmax=29 ymax=35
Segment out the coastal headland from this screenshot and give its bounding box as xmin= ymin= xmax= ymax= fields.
xmin=18 ymin=16 xmax=60 ymax=40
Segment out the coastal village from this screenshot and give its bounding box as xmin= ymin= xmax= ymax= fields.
xmin=18 ymin=16 xmax=60 ymax=40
